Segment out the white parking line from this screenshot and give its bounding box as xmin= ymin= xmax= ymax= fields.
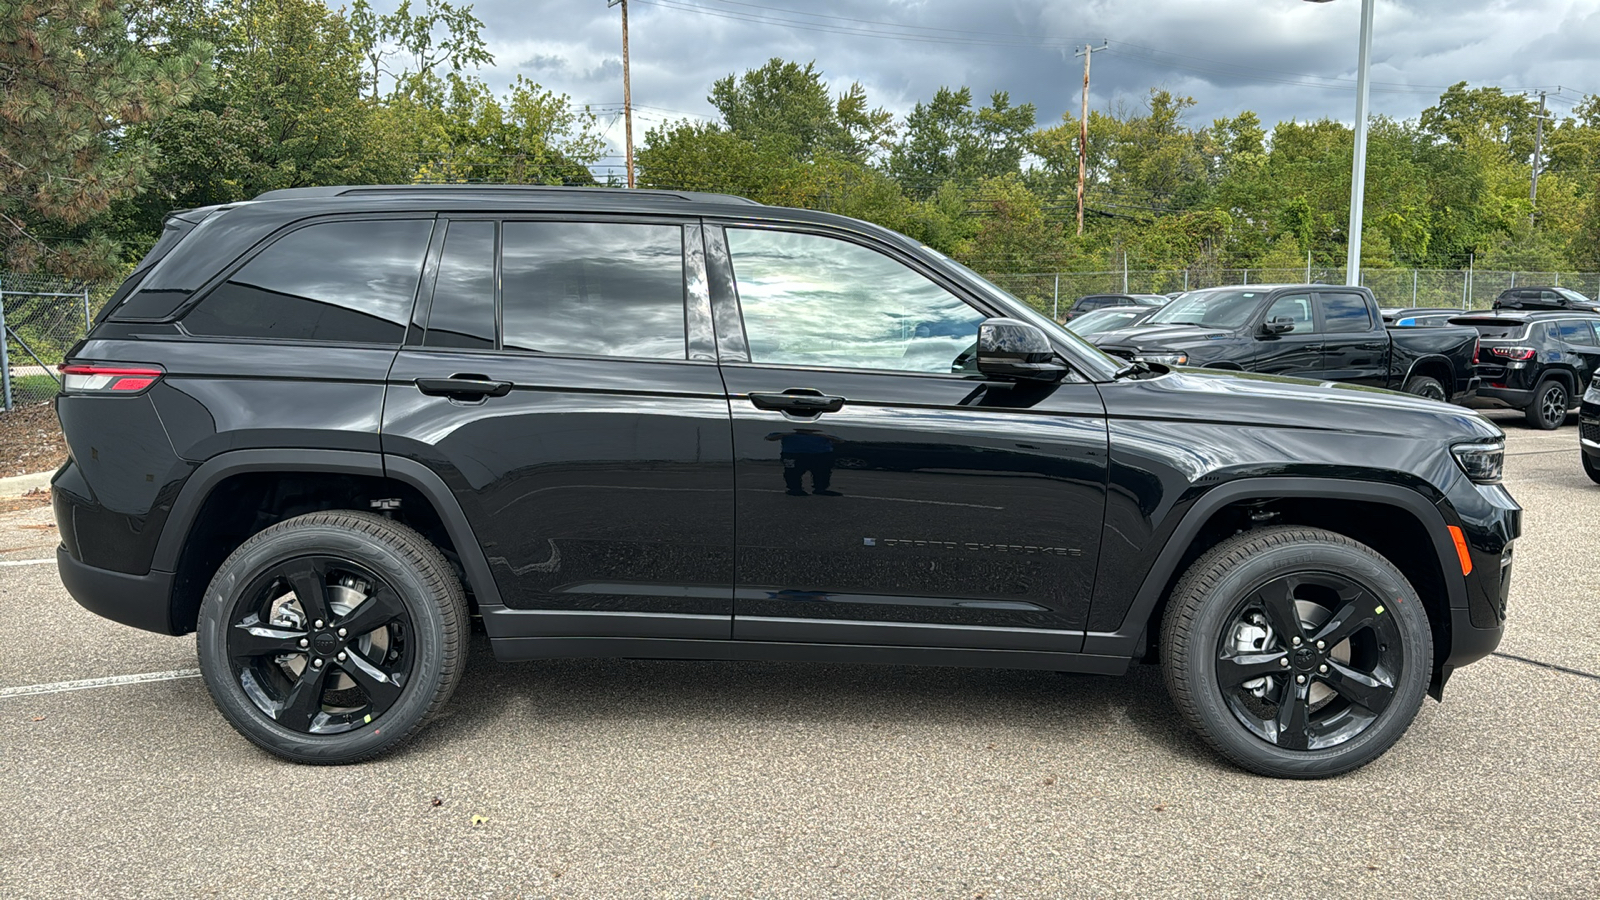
xmin=0 ymin=558 xmax=55 ymax=567
xmin=0 ymin=669 xmax=202 ymax=699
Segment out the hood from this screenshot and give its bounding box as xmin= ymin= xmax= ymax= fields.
xmin=1090 ymin=323 xmax=1233 ymax=349
xmin=1109 ymin=366 xmax=1503 ymax=443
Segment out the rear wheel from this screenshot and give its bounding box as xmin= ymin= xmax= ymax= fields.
xmin=1402 ymin=374 xmax=1447 ymax=402
xmin=196 ymin=511 xmax=467 ymax=764
xmin=1525 ymin=379 xmax=1568 ymax=430
xmin=1161 ymin=526 xmax=1432 ymax=778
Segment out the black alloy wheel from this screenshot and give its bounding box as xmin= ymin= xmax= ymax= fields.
xmin=1526 ymin=379 xmax=1568 ymax=430
xmin=1162 ymin=526 xmax=1431 ymax=778
xmin=197 ymin=511 xmax=466 ymax=764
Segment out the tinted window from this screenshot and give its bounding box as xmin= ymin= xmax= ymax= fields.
xmin=1266 ymin=294 xmax=1313 ymax=333
xmin=425 ymin=220 xmax=496 ymax=349
xmin=727 ymin=228 xmax=986 ymax=373
xmin=1557 ymin=319 xmax=1597 ymax=346
xmin=1318 ymin=293 xmax=1372 ymax=333
xmin=184 ymin=219 xmax=432 ymax=343
xmin=501 ymin=222 xmax=685 ymax=359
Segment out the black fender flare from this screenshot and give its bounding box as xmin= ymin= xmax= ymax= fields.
xmin=1084 ymin=477 xmax=1466 ymax=657
xmin=152 ymin=449 xmax=503 ymax=608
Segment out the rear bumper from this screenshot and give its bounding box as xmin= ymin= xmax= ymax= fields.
xmin=56 ymin=545 xmax=179 ymax=635
xmin=1469 ymin=385 xmax=1535 ymax=409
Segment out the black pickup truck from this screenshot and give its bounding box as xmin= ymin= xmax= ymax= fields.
xmin=1091 ymin=285 xmax=1479 ymax=402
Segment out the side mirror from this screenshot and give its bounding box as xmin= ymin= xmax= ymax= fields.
xmin=976 ymin=318 xmax=1067 ymax=381
xmin=1262 ymin=316 xmax=1295 ymax=335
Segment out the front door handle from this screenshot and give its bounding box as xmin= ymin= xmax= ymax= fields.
xmin=748 ymin=389 xmax=846 ymax=415
xmin=416 ymin=375 xmax=513 ymax=400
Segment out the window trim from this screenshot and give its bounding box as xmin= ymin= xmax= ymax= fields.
xmin=174 ymin=213 xmax=438 ymax=347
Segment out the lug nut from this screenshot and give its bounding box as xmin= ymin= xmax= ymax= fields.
xmin=337 ymin=652 xmax=347 ymax=662
xmin=337 ymin=628 xmax=347 ymax=638
xmin=298 ymin=638 xmax=309 ymax=648
xmin=1295 ymin=675 xmax=1306 ymax=684
xmin=311 ymin=658 xmax=323 ymax=668
xmin=1279 ymin=658 xmax=1290 ymax=668
xmin=1318 ymin=664 xmax=1328 ymax=674
xmin=1292 ymin=636 xmax=1302 ymax=647
xmin=314 ymin=620 xmax=325 ymax=629
xmin=1316 ymin=640 xmax=1326 ymax=650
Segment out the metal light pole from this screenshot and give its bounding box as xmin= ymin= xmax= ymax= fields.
xmin=1307 ymin=0 xmax=1374 ymax=287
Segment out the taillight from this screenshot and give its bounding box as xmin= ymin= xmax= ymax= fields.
xmin=58 ymin=364 xmax=164 ymax=394
xmin=1487 ymin=346 xmax=1536 ymax=361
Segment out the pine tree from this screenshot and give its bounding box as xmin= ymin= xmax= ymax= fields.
xmin=0 ymin=1 xmax=211 ymax=276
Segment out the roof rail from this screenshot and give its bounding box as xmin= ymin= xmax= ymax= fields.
xmin=250 ymin=184 xmax=761 ymax=205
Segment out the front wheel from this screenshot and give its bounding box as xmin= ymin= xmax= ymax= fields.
xmin=197 ymin=511 xmax=467 ymax=764
xmin=1525 ymin=379 xmax=1568 ymax=430
xmin=1161 ymin=526 xmax=1432 ymax=778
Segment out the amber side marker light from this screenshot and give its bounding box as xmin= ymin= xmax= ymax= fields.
xmin=1447 ymin=525 xmax=1473 ymax=576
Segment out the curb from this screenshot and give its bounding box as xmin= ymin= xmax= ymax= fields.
xmin=0 ymin=470 xmax=53 ymax=499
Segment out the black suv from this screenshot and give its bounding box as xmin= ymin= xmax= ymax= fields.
xmin=1456 ymin=311 xmax=1600 ymax=429
xmin=1062 ymin=293 xmax=1166 ymax=320
xmin=1491 ymin=286 xmax=1600 ymax=313
xmin=54 ymin=186 xmax=1519 ymax=778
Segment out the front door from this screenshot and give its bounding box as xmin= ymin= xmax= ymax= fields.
xmin=382 ymin=217 xmax=734 ymax=641
xmin=1316 ymin=290 xmax=1389 ymax=387
xmin=1255 ymin=291 xmax=1321 ymax=379
xmin=709 ymin=225 xmax=1109 ymax=652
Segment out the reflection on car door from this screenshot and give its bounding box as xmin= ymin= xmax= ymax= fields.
xmin=709 ymin=225 xmax=1109 ymax=653
xmin=1255 ymin=292 xmax=1321 ymax=378
xmin=382 ymin=217 xmax=735 ymax=643
xmin=1317 ymin=290 xmax=1389 ymax=387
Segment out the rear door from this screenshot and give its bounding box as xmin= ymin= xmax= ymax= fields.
xmin=1316 ymin=290 xmax=1389 ymax=386
xmin=1555 ymin=318 xmax=1600 ymax=392
xmin=1254 ymin=291 xmax=1321 ymax=378
xmin=382 ymin=216 xmax=735 ymax=640
xmin=710 ymin=224 xmax=1109 ymax=652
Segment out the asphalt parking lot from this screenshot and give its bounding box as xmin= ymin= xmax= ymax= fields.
xmin=2 ymin=410 xmax=1597 ymax=899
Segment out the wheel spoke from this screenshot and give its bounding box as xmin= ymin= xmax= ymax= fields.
xmin=334 ymin=585 xmax=406 ymax=638
xmin=1254 ymin=578 xmax=1305 ymax=645
xmin=336 ymin=651 xmax=405 ymax=716
xmin=276 ymin=661 xmax=332 ymax=731
xmin=1321 ymin=660 xmax=1394 ymax=715
xmin=1309 ymin=592 xmax=1377 ymax=648
xmin=229 ymin=618 xmax=306 ymax=659
xmin=283 ymin=560 xmax=331 ymax=624
xmin=1273 ymin=678 xmax=1312 ymax=751
xmin=1216 ymin=651 xmax=1288 ymax=687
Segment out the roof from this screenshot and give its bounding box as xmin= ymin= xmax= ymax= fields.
xmin=1452 ymin=309 xmax=1600 ymax=320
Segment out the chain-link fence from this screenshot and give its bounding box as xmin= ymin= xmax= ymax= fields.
xmin=983 ymin=268 xmax=1600 ymax=320
xmin=1 ymin=272 xmax=119 ymax=411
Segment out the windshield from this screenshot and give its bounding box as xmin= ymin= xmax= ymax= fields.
xmin=922 ymin=250 xmax=1124 ymax=381
xmin=1558 ymin=288 xmax=1593 ymax=304
xmin=1148 ymin=289 xmax=1269 ymax=329
xmin=1068 ymin=308 xmax=1147 ymax=336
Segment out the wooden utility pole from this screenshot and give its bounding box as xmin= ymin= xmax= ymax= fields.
xmin=1530 ymin=90 xmax=1547 ymax=221
xmin=1075 ymin=42 xmax=1107 ymax=236
xmin=609 ymin=0 xmax=635 ymax=188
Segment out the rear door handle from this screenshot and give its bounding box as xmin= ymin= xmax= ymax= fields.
xmin=748 ymin=389 xmax=845 ymax=414
xmin=415 ymin=375 xmax=513 ymax=399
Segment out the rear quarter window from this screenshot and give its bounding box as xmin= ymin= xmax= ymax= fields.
xmin=181 ymin=219 xmax=434 ymax=344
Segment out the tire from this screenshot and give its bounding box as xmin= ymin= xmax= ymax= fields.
xmin=1161 ymin=526 xmax=1432 ymax=779
xmin=1402 ymin=374 xmax=1447 ymax=403
xmin=1584 ymin=452 xmax=1600 ymax=485
xmin=1525 ymin=379 xmax=1568 ymax=430
xmin=197 ymin=511 xmax=467 ymax=764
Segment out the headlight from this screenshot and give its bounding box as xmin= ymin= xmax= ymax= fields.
xmin=1137 ymin=353 xmax=1188 ymax=366
xmin=1452 ymin=440 xmax=1504 ymax=484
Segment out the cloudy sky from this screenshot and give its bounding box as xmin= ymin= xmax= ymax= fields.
xmin=403 ymin=0 xmax=1600 ymax=176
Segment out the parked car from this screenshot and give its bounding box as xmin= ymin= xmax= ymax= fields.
xmin=1455 ymin=311 xmax=1600 ymax=429
xmin=54 ymin=185 xmax=1518 ymax=778
xmin=1383 ymin=307 xmax=1469 ymax=327
xmin=1580 ymin=378 xmax=1600 ymax=483
xmin=1089 ymin=284 xmax=1481 ymax=402
xmin=1063 ymin=304 xmax=1161 ymax=337
xmin=1491 ymin=286 xmax=1600 ymax=313
xmin=1062 ymin=292 xmax=1166 ymax=320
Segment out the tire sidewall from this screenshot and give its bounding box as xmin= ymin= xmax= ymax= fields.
xmin=1404 ymin=375 xmax=1445 ymax=402
xmin=1177 ymin=537 xmax=1432 ymax=778
xmin=1532 ymin=380 xmax=1567 ymax=429
xmin=197 ymin=521 xmax=451 ymax=763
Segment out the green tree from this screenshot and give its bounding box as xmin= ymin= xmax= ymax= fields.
xmin=349 ymin=0 xmax=492 ymax=102
xmin=0 ymin=0 xmax=212 ymax=276
xmin=708 ymin=58 xmax=892 ymax=165
xmin=397 ymin=74 xmax=605 ymax=184
xmin=889 ymin=87 xmax=1035 ymax=199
